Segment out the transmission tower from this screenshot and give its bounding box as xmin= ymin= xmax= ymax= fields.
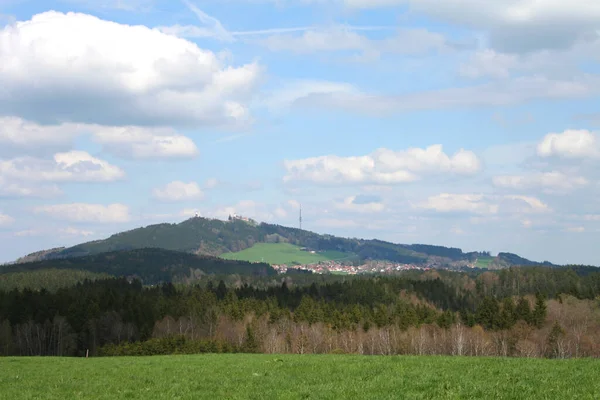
xmin=299 ymin=204 xmax=303 ymax=230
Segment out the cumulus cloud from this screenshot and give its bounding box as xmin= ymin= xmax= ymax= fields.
xmin=34 ymin=203 xmax=130 ymax=223
xmin=153 ymin=181 xmax=204 ymax=202
xmin=283 ymin=144 xmax=480 ymax=185
xmin=0 ymin=151 xmax=125 ymax=182
xmin=0 ymin=118 xmax=198 ymax=160
xmin=537 ymin=129 xmax=598 ymax=158
xmin=92 ymin=126 xmax=198 ymax=159
xmin=0 ymin=117 xmax=80 ymax=149
xmin=0 ymin=11 xmax=260 ymax=128
xmin=493 ymin=171 xmax=589 ymax=192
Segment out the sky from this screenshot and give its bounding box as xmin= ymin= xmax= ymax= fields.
xmin=0 ymin=0 xmax=599 ymax=265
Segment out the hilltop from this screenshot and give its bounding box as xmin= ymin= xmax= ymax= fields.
xmin=14 ymin=216 xmax=555 ymax=269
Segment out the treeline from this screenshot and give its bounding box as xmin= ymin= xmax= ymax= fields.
xmin=0 ymin=269 xmax=111 ymax=292
xmin=2 ymin=270 xmax=599 ymax=359
xmin=1 ymin=248 xmax=275 ymax=285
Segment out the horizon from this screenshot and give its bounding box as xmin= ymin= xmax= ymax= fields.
xmin=1 ymin=1 xmax=600 ymax=265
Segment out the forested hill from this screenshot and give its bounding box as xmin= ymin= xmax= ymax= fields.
xmin=3 ymin=248 xmax=275 ymax=284
xmin=14 ymin=216 xmax=554 ymax=268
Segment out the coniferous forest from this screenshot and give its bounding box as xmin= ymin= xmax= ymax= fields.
xmin=2 ymin=266 xmax=600 ymax=359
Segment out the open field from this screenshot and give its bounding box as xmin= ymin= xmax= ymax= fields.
xmin=220 ymin=243 xmax=352 ymax=265
xmin=475 ymin=256 xmax=495 ymax=268
xmin=1 ymin=354 xmax=599 ymax=399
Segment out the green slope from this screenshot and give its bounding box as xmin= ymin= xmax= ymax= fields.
xmin=220 ymin=243 xmax=355 ymax=265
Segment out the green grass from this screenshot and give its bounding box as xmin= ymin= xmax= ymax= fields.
xmin=1 ymin=354 xmax=598 ymax=399
xmin=221 ymin=243 xmax=352 ymax=265
xmin=476 ymin=256 xmax=495 ymax=268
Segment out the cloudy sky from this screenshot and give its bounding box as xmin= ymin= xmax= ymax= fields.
xmin=0 ymin=0 xmax=599 ymax=265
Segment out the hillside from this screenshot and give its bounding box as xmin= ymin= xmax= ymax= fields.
xmin=2 ymin=248 xmax=275 ymax=284
xmin=221 ymin=243 xmax=356 ymax=265
xmin=14 ymin=216 xmax=556 ymax=269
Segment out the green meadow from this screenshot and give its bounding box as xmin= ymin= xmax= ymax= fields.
xmin=220 ymin=243 xmax=352 ymax=265
xmin=1 ymin=354 xmax=598 ymax=399
xmin=475 ymin=256 xmax=495 ymax=268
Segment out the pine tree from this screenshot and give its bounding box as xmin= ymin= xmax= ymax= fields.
xmin=514 ymin=297 xmax=531 ymax=323
xmin=531 ymin=293 xmax=547 ymax=328
xmin=242 ymin=325 xmax=260 ymax=353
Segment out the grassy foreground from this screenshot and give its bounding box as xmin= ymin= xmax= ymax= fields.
xmin=1 ymin=354 xmax=599 ymax=399
xmin=221 ymin=243 xmax=351 ymax=265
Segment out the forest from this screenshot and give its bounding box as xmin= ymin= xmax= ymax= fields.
xmin=1 ymin=265 xmax=600 ymax=359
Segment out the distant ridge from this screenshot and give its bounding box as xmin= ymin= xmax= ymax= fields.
xmin=13 ymin=216 xmax=557 ymax=269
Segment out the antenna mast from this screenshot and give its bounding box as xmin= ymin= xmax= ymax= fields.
xmin=299 ymin=204 xmax=302 ymax=230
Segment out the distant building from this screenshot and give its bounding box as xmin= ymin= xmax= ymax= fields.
xmin=230 ymin=213 xmax=251 ymax=222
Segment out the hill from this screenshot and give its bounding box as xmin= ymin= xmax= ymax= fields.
xmin=14 ymin=216 xmax=556 ymax=269
xmin=2 ymin=248 xmax=275 ymax=284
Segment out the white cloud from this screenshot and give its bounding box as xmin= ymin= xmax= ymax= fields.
xmin=459 ymin=50 xmax=520 ymax=79
xmin=0 ymin=213 xmax=14 ymax=226
xmin=416 ymin=193 xmax=550 ymax=215
xmin=417 ymin=193 xmax=499 ymax=215
xmin=0 ymin=176 xmax=62 ymax=198
xmin=35 ymin=203 xmax=131 ymax=223
xmin=537 ymin=129 xmax=598 ymax=158
xmin=493 ymin=171 xmax=589 ymax=192
xmin=272 ymin=76 xmax=596 ymax=115
xmin=0 ymin=117 xmax=80 ymax=149
xmin=255 ymin=26 xmax=447 ymax=57
xmin=204 ymin=178 xmax=219 ymax=189
xmin=153 ymin=181 xmax=204 ymax=202
xmin=13 ymin=229 xmax=43 ymax=237
xmin=0 ymin=11 xmax=260 ymax=128
xmin=284 ymin=144 xmax=480 ymax=185
xmin=334 ymin=196 xmax=385 ymax=213
xmin=0 ymin=151 xmax=125 ymax=182
xmin=503 ymin=195 xmax=551 ymax=214
xmin=0 ymin=118 xmax=198 ymax=160
xmin=92 ymin=126 xmax=198 ymax=159
xmin=59 ymin=227 xmax=95 ymax=237
xmin=342 ymin=0 xmax=600 ymax=53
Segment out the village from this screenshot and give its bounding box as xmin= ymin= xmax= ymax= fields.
xmin=271 ymin=259 xmax=431 ymax=275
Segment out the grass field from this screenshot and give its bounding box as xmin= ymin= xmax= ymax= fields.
xmin=475 ymin=256 xmax=495 ymax=269
xmin=220 ymin=243 xmax=352 ymax=265
xmin=1 ymin=354 xmax=598 ymax=399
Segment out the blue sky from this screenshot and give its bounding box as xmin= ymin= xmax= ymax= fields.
xmin=1 ymin=0 xmax=600 ymax=265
